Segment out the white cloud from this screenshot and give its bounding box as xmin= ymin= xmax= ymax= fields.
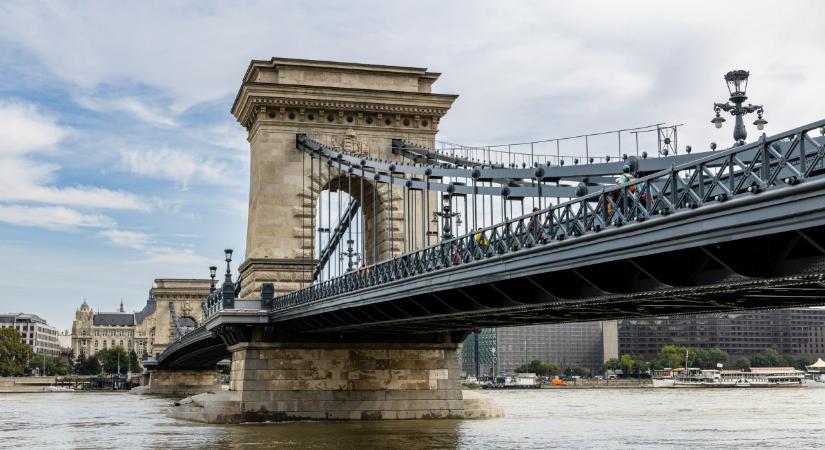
xmin=0 ymin=205 xmax=115 ymax=230
xmin=0 ymin=100 xmax=70 ymax=156
xmin=100 ymin=229 xmax=152 ymax=250
xmin=140 ymin=247 xmax=208 ymax=266
xmin=100 ymin=228 xmax=209 ymax=269
xmin=113 ymin=97 xmax=178 ymax=127
xmin=76 ymin=95 xmax=179 ymax=127
xmin=0 ymin=101 xmax=150 ymax=211
xmin=118 ymin=147 xmax=232 ymax=189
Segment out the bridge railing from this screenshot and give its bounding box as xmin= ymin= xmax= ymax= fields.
xmin=273 ymin=119 xmax=825 ymax=311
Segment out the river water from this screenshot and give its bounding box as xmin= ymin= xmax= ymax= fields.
xmin=2 ymin=388 xmax=824 ymax=449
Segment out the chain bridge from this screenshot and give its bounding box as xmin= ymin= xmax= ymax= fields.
xmin=146 ymin=58 xmax=825 ymax=423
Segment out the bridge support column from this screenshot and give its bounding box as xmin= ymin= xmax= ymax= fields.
xmin=145 ymin=369 xmax=221 ymax=397
xmin=228 ymin=342 xmax=465 ymax=421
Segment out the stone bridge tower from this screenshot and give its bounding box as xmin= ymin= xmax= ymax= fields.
xmin=231 ymin=58 xmax=457 ymax=298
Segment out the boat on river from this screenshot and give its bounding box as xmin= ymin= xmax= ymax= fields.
xmin=653 ymin=367 xmax=806 ymax=388
xmin=483 ymin=373 xmax=540 ymax=389
xmin=46 ymin=385 xmax=76 ymax=392
xmin=805 ymin=358 xmax=825 ymax=388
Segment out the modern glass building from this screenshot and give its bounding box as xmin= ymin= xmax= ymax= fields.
xmin=460 ymin=321 xmax=618 ymax=376
xmin=618 ymin=308 xmax=825 ymax=357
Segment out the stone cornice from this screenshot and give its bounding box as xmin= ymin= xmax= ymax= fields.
xmin=239 ymin=257 xmax=316 ymax=273
xmin=232 ymin=83 xmax=458 ymax=129
xmin=233 ymin=58 xmax=444 ymax=112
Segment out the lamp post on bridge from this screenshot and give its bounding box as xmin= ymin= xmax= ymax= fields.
xmin=432 ymin=192 xmax=462 ymax=241
xmin=711 ymin=70 xmax=768 ymax=145
xmin=341 ymin=239 xmax=361 ymax=272
xmin=221 ymin=249 xmax=235 ymax=308
xmin=209 ymin=265 xmax=217 ymax=292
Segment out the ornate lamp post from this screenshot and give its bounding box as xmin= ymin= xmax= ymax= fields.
xmin=432 ymin=193 xmax=462 ymax=241
xmin=209 ymin=265 xmax=217 ymax=292
xmin=341 ymin=238 xmax=361 ymax=272
xmin=221 ymin=249 xmax=235 ymax=308
xmin=711 ymin=70 xmax=767 ymax=145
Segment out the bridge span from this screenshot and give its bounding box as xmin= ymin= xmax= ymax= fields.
xmin=147 ymin=58 xmax=825 ymax=423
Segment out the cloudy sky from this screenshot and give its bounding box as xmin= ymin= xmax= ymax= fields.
xmin=1 ymin=1 xmax=823 ymax=330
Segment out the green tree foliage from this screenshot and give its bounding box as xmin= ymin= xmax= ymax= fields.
xmin=655 ymin=345 xmax=685 ymax=369
xmin=0 ymin=328 xmax=32 ymax=376
xmin=514 ymin=359 xmax=560 ymax=376
xmin=602 ymin=358 xmax=621 ymax=372
xmin=74 ymin=353 xmax=101 ymax=375
xmin=127 ymin=350 xmax=142 ymax=373
xmin=732 ymin=356 xmax=751 ymax=369
xmin=26 ymin=353 xmax=69 ymax=376
xmin=603 ymin=344 xmax=815 ymax=376
xmin=649 ymin=345 xmax=729 ymax=369
xmin=692 ymin=347 xmax=729 ymax=369
xmin=619 ymin=354 xmax=637 ymax=375
xmin=96 ymin=346 xmax=130 ymax=374
xmin=564 ymin=366 xmax=591 ymax=377
xmin=794 ymin=356 xmax=815 ymax=371
xmin=750 ymin=347 xmax=797 ymax=367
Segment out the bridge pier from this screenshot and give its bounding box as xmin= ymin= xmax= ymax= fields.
xmin=167 ymin=323 xmax=505 ymax=423
xmin=227 ymin=341 xmax=464 ymax=421
xmin=144 ymin=369 xmax=221 ymax=397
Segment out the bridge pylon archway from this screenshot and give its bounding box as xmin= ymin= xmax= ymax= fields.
xmin=232 ymin=58 xmax=457 ymax=298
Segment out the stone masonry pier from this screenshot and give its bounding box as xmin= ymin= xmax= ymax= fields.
xmin=228 ymin=342 xmax=463 ymax=421
xmin=144 ymin=369 xmax=221 ymax=397
xmin=169 ymin=339 xmax=503 ymax=423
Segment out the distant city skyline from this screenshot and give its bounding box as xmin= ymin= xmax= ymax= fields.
xmin=1 ymin=1 xmax=824 ymax=329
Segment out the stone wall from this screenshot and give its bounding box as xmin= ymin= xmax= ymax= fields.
xmin=227 ymin=341 xmax=464 ymax=421
xmin=147 ymin=369 xmax=220 ymax=397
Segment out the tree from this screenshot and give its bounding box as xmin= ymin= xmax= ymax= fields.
xmin=602 ymin=358 xmax=621 ymax=373
xmin=692 ymin=348 xmax=729 ymax=369
xmin=127 ymin=350 xmax=142 ymax=373
xmin=515 ymin=359 xmax=559 ymax=376
xmin=75 ymin=353 xmax=101 ymax=375
xmin=732 ymin=356 xmax=751 ymax=369
xmin=67 ymin=350 xmax=75 ymax=374
xmin=750 ymin=348 xmax=789 ymax=367
xmin=564 ymin=366 xmax=591 ymax=377
xmin=656 ymin=345 xmax=687 ymax=369
xmin=619 ymin=354 xmax=636 ymax=376
xmin=794 ymin=356 xmax=815 ymax=371
xmin=97 ymin=346 xmax=129 ymax=374
xmin=0 ymin=328 xmax=32 ymax=376
xmin=26 ymin=353 xmax=68 ymax=376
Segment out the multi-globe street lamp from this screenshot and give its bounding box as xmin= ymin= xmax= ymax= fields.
xmin=711 ymin=69 xmax=768 ymax=145
xmin=432 ymin=193 xmax=462 ymax=241
xmin=341 ymin=238 xmax=361 ymax=272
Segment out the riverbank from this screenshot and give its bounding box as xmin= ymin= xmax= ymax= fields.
xmin=0 ymin=376 xmax=53 ymax=393
xmin=464 ymin=379 xmax=653 ymax=390
xmin=0 ymin=375 xmax=139 ymax=392
xmin=541 ymin=379 xmax=652 ymax=389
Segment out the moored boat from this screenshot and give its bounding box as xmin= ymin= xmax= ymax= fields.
xmin=652 ymin=367 xmax=806 ymax=388
xmin=805 ymin=358 xmax=825 ymax=387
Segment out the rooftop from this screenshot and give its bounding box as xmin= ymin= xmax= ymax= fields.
xmin=0 ymin=313 xmax=49 ymax=324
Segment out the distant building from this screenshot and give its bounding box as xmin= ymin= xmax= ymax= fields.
xmin=71 ymin=279 xmax=210 ymax=358
xmin=0 ymin=313 xmax=61 ymax=357
xmin=618 ymin=308 xmax=825 ymax=358
xmin=460 ymin=321 xmax=618 ymax=376
xmin=57 ymin=331 xmax=72 ymax=353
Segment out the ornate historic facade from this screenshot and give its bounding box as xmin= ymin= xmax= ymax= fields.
xmin=71 ymin=279 xmax=210 ymax=358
